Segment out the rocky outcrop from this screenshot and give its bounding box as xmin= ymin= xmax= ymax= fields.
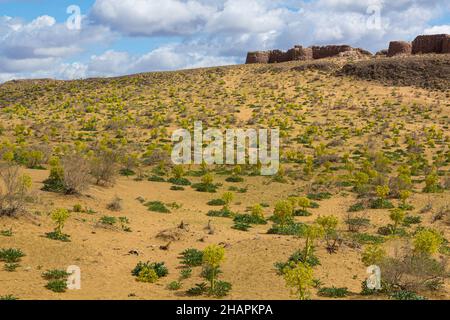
xmin=388 ymin=41 xmax=412 ymax=57
xmin=412 ymin=34 xmax=450 ymax=54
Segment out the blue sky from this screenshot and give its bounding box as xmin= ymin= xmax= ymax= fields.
xmin=0 ymin=0 xmax=449 ymax=82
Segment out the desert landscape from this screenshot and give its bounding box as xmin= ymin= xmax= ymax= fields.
xmin=0 ymin=33 xmax=450 ymax=301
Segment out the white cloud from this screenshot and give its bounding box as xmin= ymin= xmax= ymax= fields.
xmin=424 ymin=24 xmax=450 ymax=34
xmin=91 ymin=0 xmax=215 ymax=36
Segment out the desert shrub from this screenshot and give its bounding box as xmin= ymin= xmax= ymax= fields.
xmin=362 ymin=245 xmax=386 ymax=266
xmin=61 ymin=153 xmax=91 ymax=194
xmin=186 ymin=283 xmax=208 ymax=296
xmin=0 ymin=295 xmax=18 ymax=300
xmin=99 ymin=216 xmax=117 ymax=226
xmin=202 ymin=245 xmax=226 ymax=295
xmin=43 ymin=154 xmax=90 ymax=194
xmin=207 ymin=208 xmax=233 ymax=218
xmin=42 ymin=269 xmax=70 ymax=293
xmin=132 ymin=261 xmax=168 ymax=283
xmin=145 ymin=201 xmax=171 ymax=213
xmin=380 ymin=249 xmax=447 ymax=293
xmin=272 ymin=200 xmax=294 ymax=226
xmin=234 ymin=214 xmax=266 ymax=225
xmin=42 ymin=269 xmax=71 ymax=280
xmin=390 ymin=290 xmax=427 ymax=300
xmin=403 ymin=215 xmax=422 ymax=227
xmin=170 ymin=186 xmax=185 ymax=191
xmin=307 ymin=192 xmax=332 ymax=201
xmin=268 ymin=222 xmax=307 ymax=236
xmin=167 ymin=281 xmax=182 ymax=291
xmin=207 ymin=199 xmax=226 ymax=206
xmin=0 ymin=228 xmax=13 ymax=237
xmin=107 ymin=196 xmax=123 ymax=211
xmin=0 ymin=248 xmax=25 ymax=263
xmin=317 ymin=286 xmax=349 ymax=298
xmin=250 ymin=204 xmax=265 ymax=219
xmin=180 ymin=268 xmax=192 ymax=280
xmin=423 ymin=171 xmax=443 ymax=193
xmin=389 ymin=209 xmax=406 ymax=234
xmin=348 ymin=202 xmax=365 ymax=212
xmin=210 ymin=280 xmax=232 ymax=298
xmin=369 ymin=198 xmax=394 ymax=209
xmin=0 ymin=164 xmax=32 ymax=217
xmin=345 ymin=216 xmax=370 ymax=232
xmin=136 ymin=267 xmax=159 ymax=283
xmin=413 ymin=229 xmax=444 ymax=255
xmin=180 ymin=249 xmax=204 ymax=267
xmin=225 ymin=176 xmax=244 ymax=183
xmin=351 ymin=233 xmax=385 ymax=245
xmin=46 ymin=208 xmax=70 ymax=242
xmin=316 ymin=215 xmax=340 ymax=253
xmin=283 ymin=262 xmax=314 ymax=300
xmin=4 ymin=263 xmax=19 ymax=272
xmin=148 ymin=175 xmax=166 ymax=182
xmin=45 ymin=280 xmax=68 ymax=293
xmin=232 ymin=221 xmax=251 ymax=231
xmin=168 ymin=177 xmax=191 ymax=186
xmin=90 ymin=149 xmax=118 ymax=186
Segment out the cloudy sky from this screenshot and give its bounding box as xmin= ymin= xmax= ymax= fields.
xmin=0 ymin=0 xmax=449 ymax=82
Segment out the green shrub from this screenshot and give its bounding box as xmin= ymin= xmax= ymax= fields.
xmin=180 ymin=249 xmax=204 ymax=267
xmin=232 ymin=222 xmax=251 ymax=231
xmin=207 ymin=199 xmax=226 ymax=206
xmin=369 ymin=198 xmax=394 ymax=209
xmin=4 ymin=263 xmax=20 ymax=272
xmin=168 ymin=177 xmax=191 ymax=186
xmin=351 ymin=233 xmax=385 ymax=245
xmin=233 ymin=214 xmax=266 ymax=225
xmin=132 ymin=261 xmax=168 ymax=279
xmin=348 ymin=202 xmax=365 ymax=212
xmin=0 ymin=229 xmax=13 ymax=237
xmin=167 ymin=281 xmax=182 ymax=291
xmin=403 ymin=216 xmax=422 ymax=226
xmin=42 ymin=269 xmax=71 ymax=280
xmin=187 ymin=283 xmax=208 ymax=296
xmin=390 ymin=290 xmax=427 ymax=300
xmin=209 ymin=281 xmax=232 ymax=298
xmin=170 ymin=186 xmax=185 ymax=191
xmin=45 ymin=231 xmax=71 ymax=242
xmin=207 ymin=208 xmax=233 ymax=218
xmin=145 ymin=201 xmax=171 ymax=213
xmin=307 ymin=192 xmax=332 ymax=201
xmin=268 ymin=223 xmax=307 ymax=236
xmin=225 ymin=176 xmax=244 ymax=183
xmin=45 ymin=280 xmax=68 ymax=293
xmin=148 ymin=175 xmax=166 ymax=182
xmin=318 ymin=286 xmax=349 ymax=298
xmin=99 ymin=216 xmax=117 ymax=226
xmin=0 ymin=248 xmax=25 ymax=263
xmin=180 ymin=268 xmax=192 ymax=280
xmin=192 ymin=183 xmax=219 ymax=193
xmin=0 ymin=295 xmax=18 ymax=300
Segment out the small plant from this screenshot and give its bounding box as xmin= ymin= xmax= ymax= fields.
xmin=361 ymin=245 xmax=386 ymax=266
xmin=132 ymin=261 xmax=168 ymax=283
xmin=186 ymin=283 xmax=208 ymax=296
xmin=42 ymin=269 xmax=70 ymax=293
xmin=107 ymin=196 xmax=123 ymax=211
xmin=413 ymin=229 xmax=443 ymax=255
xmin=0 ymin=228 xmax=13 ymax=237
xmin=99 ymin=215 xmax=117 ymax=226
xmin=0 ymin=294 xmax=18 ymax=300
xmin=145 ymin=201 xmax=171 ymax=213
xmin=46 ymin=208 xmax=70 ymax=242
xmin=202 ymin=245 xmax=226 ymax=295
xmin=283 ymin=262 xmax=314 ymax=300
xmin=180 ymin=268 xmax=192 ymax=280
xmin=207 ymin=199 xmax=226 ymax=206
xmin=317 ymin=286 xmax=349 ymax=298
xmin=389 ymin=208 xmax=406 ymax=234
xmin=180 ymin=249 xmax=204 ymax=267
xmin=4 ymin=263 xmax=20 ymax=272
xmin=348 ymin=202 xmax=365 ymax=212
xmin=167 ymin=281 xmax=182 ymax=291
xmin=0 ymin=248 xmax=25 ymax=263
xmin=390 ymin=290 xmax=427 ymax=300
xmin=272 ymin=200 xmax=294 ymax=226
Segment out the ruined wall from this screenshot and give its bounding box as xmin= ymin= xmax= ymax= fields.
xmin=412 ymin=34 xmax=450 ymax=54
xmin=311 ymin=45 xmax=353 ymax=59
xmin=246 ymin=51 xmax=270 ymax=64
xmin=387 ymin=41 xmax=412 ymax=57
